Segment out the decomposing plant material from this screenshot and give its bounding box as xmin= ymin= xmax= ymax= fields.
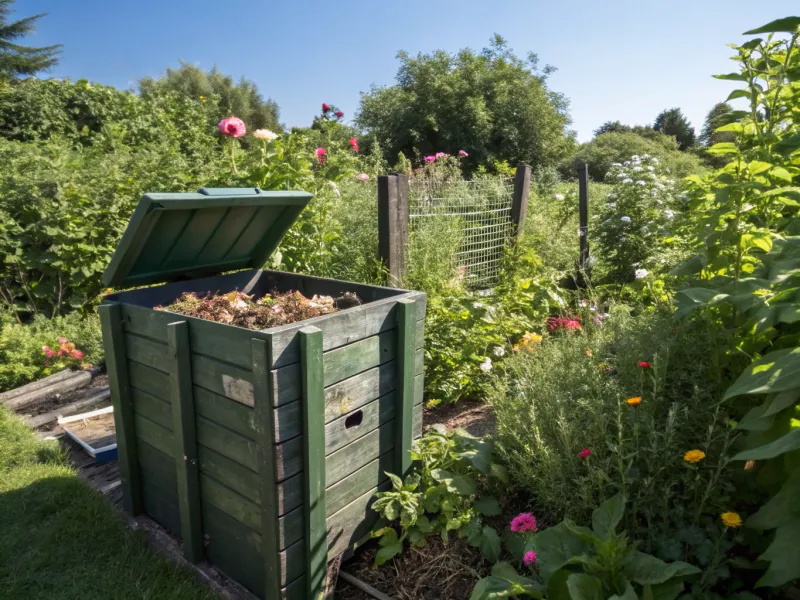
xmin=157 ymin=289 xmax=359 ymax=329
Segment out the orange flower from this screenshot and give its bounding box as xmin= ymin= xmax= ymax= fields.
xmin=683 ymin=449 xmax=705 ymax=464
xmin=626 ymin=396 xmax=642 ymax=406
xmin=721 ymin=512 xmax=742 ymax=528
xmin=585 ymin=349 xmax=592 ymax=357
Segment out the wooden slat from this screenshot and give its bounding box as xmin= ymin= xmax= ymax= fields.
xmin=272 ymin=329 xmax=397 ymax=407
xmin=168 ymin=321 xmax=204 ymax=563
xmin=252 ymin=337 xmax=282 ymax=600
xmin=300 ymin=326 xmax=326 ymax=600
xmin=396 ymin=298 xmax=416 ymax=477
xmin=98 ymin=303 xmax=142 ymax=516
xmin=194 ymin=386 xmax=257 ymax=440
xmin=128 ymin=360 xmax=169 ymax=400
xmin=198 ymin=444 xmax=260 ymax=504
xmin=203 ymin=501 xmax=264 ymax=596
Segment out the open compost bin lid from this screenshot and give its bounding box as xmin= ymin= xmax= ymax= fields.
xmin=102 ymin=188 xmax=312 ymax=288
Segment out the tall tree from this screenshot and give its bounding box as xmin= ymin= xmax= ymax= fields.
xmin=139 ymin=62 xmax=281 ymax=133
xmin=0 ymin=0 xmax=61 ymax=78
xmin=653 ymin=107 xmax=696 ymax=150
xmin=699 ymin=102 xmax=735 ymax=147
xmin=357 ymin=35 xmax=575 ymax=171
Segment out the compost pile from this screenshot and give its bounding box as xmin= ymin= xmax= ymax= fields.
xmin=157 ymin=290 xmax=358 ymax=330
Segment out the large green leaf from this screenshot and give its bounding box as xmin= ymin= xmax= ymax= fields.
xmin=566 ymin=574 xmax=604 ymax=600
xmin=646 ymin=579 xmax=688 ymax=600
xmin=609 ymin=582 xmax=638 ymax=600
xmin=480 ymin=525 xmax=502 ymax=563
xmin=733 ymin=428 xmax=800 ymax=460
xmin=532 ymin=522 xmax=592 ymax=583
xmin=713 ymin=73 xmax=749 ymax=82
xmin=469 ymin=576 xmax=517 ymax=600
xmin=675 ymin=287 xmax=726 ymax=318
xmin=474 ymin=495 xmax=502 ymax=516
xmin=757 ymin=517 xmax=800 ymax=587
xmin=707 ymin=142 xmax=739 ymax=155
xmin=744 ymin=17 xmax=800 ymax=34
xmin=748 ymin=467 xmax=800 ymax=530
xmin=723 ymin=348 xmax=800 ymax=399
xmin=623 ymin=551 xmax=701 ymax=585
xmin=591 ymin=493 xmax=625 ymax=540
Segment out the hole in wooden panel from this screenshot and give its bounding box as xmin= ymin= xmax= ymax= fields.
xmin=344 ymin=410 xmax=363 ymax=430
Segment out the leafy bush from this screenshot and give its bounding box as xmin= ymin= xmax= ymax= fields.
xmin=471 ymin=494 xmax=701 ymax=600
xmin=490 ymin=307 xmax=741 ymax=584
xmin=371 ymin=426 xmax=507 ymax=565
xmin=0 ymin=311 xmax=102 ymax=392
xmin=595 ymin=154 xmax=679 ymax=282
xmin=562 ymin=131 xmax=704 ymax=182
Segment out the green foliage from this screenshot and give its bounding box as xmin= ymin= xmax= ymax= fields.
xmin=370 ymin=426 xmax=508 ymax=565
xmin=0 ymin=0 xmax=61 ymax=78
xmin=471 ymin=495 xmax=701 ymax=600
xmin=139 ymin=61 xmax=281 ymax=136
xmin=654 ymin=108 xmax=697 ymax=150
xmin=0 ymin=310 xmax=102 ymax=392
xmin=595 ymin=155 xmax=679 ymax=282
xmin=563 ymin=132 xmax=705 ymax=182
xmin=357 ymin=35 xmax=575 ymax=173
xmin=700 ymin=103 xmax=736 ymax=148
xmin=672 ymin=20 xmax=800 ymax=588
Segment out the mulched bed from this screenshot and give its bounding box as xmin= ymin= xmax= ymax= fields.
xmin=156 ymin=289 xmax=361 ymax=329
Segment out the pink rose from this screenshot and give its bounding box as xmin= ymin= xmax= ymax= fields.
xmin=218 ymin=116 xmax=246 ymax=137
xmin=322 ymin=103 xmax=331 ymax=113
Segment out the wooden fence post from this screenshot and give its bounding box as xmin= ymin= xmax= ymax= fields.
xmin=512 ymin=164 xmax=531 ymax=239
xmin=577 ymin=162 xmax=590 ymax=274
xmin=377 ymin=174 xmax=409 ymax=286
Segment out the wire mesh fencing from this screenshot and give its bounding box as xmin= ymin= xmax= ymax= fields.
xmin=408 ymin=176 xmax=516 ymax=289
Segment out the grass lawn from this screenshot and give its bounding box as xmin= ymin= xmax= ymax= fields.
xmin=0 ymin=407 xmax=215 ymax=600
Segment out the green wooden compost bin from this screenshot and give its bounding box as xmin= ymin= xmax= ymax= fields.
xmin=98 ymin=188 xmax=425 ymax=600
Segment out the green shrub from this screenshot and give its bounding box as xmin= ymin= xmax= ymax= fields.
xmin=0 ymin=311 xmax=103 ymax=392
xmin=490 ymin=307 xmax=739 ymax=580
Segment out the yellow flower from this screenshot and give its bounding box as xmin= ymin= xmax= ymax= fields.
xmin=103 ymin=288 xmax=113 ymax=295
xmin=683 ymin=449 xmax=706 ymax=464
xmin=721 ymin=512 xmax=742 ymax=528
xmin=626 ymin=396 xmax=642 ymax=406
xmin=513 ymin=332 xmax=543 ymax=352
xmin=199 ymin=95 xmax=207 ymax=103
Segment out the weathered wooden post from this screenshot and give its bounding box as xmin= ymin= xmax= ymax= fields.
xmin=511 ymin=164 xmax=531 ymax=239
xmin=377 ymin=174 xmax=409 ymax=286
xmin=577 ymin=162 xmax=590 ymax=274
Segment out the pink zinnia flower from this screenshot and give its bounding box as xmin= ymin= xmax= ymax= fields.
xmin=358 ymin=173 xmax=369 ymax=181
xmin=523 ymin=551 xmax=537 ymax=566
xmin=57 ymin=337 xmax=68 ymax=344
xmin=638 ymin=361 xmax=651 ymax=368
xmin=70 ymin=350 xmax=84 ymax=360
xmin=218 ymin=116 xmax=246 ymax=137
xmin=334 ymin=110 xmax=344 ymax=118
xmin=315 ymin=148 xmax=327 ymax=163
xmin=42 ymin=345 xmax=55 ymax=358
xmin=435 ymin=152 xmax=447 ymax=158
xmin=564 ymin=319 xmax=581 ymax=330
xmin=579 ymin=448 xmax=592 ymax=459
xmin=423 ymin=155 xmax=436 ymax=163
xmin=349 ymin=137 xmax=359 ymax=153
xmin=458 ymin=150 xmax=468 ymax=157
xmin=510 ymin=513 xmax=537 ymax=533
xmin=322 ymin=103 xmax=330 ymax=113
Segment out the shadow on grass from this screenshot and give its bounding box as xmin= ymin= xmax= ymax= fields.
xmin=0 ymin=468 xmax=214 ymax=600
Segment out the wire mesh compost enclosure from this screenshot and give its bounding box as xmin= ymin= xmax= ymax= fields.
xmin=408 ymin=176 xmax=516 ymax=289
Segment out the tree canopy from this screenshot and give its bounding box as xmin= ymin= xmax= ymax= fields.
xmin=356 ymin=35 xmax=575 ymax=172
xmin=653 ymin=107 xmax=696 ymax=150
xmin=699 ymin=102 xmax=735 ymax=147
xmin=139 ymin=62 xmax=281 ymax=134
xmin=0 ymin=0 xmax=61 ymax=78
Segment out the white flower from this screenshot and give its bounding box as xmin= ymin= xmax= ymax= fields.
xmin=253 ymin=129 xmax=278 ymax=141
xmin=607 ymin=192 xmax=616 ymax=199
xmin=479 ymin=358 xmax=493 ymax=372
xmin=635 ymin=268 xmax=649 ymax=279
xmin=622 ymin=178 xmax=633 ymax=184
xmin=611 ymin=162 xmax=622 ymax=167
xmin=580 ymin=299 xmax=589 ymax=307
xmin=472 ymin=301 xmax=484 ymax=309
xmin=646 ymin=165 xmax=655 ymax=172
xmin=666 ymin=179 xmax=674 ymax=185
xmin=554 ymin=193 xmax=565 ymax=200
xmin=635 ymin=180 xmax=646 ymax=186
xmin=651 ymin=158 xmax=659 ymax=164
xmin=631 ymin=155 xmax=640 ymax=160
xmin=742 ymin=203 xmax=754 ymax=211
xmin=493 ymin=346 xmax=505 ymax=357
xmin=632 ymin=166 xmax=643 ymax=172
xmin=624 ymin=161 xmax=631 ymax=166
xmin=329 ymin=182 xmax=340 ymax=197
xmin=664 ymin=209 xmax=675 ymax=219
xmin=642 ymin=154 xmax=651 ymax=159
xmin=617 ymin=172 xmax=627 ymax=179
xmin=621 ymin=216 xmax=631 ymax=223
xmin=608 ymin=202 xmax=616 ymax=209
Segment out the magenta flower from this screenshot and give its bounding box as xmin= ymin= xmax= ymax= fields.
xmin=523 ymin=551 xmax=537 ymax=566
xmin=334 ymin=110 xmax=344 ymax=118
xmin=579 ymin=448 xmax=592 ymax=459
xmin=458 ymin=150 xmax=469 ymax=157
xmin=322 ymin=103 xmax=330 ymax=113
xmin=435 ymin=152 xmax=447 ymax=158
xmin=57 ymin=337 xmax=68 ymax=344
xmin=218 ymin=116 xmax=246 ymax=137
xmin=315 ymin=148 xmax=327 ymax=163
xmin=424 ymin=155 xmax=436 ymax=163
xmin=510 ymin=513 xmax=538 ymax=533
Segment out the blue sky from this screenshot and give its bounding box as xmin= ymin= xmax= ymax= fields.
xmin=19 ymin=0 xmax=800 ymax=141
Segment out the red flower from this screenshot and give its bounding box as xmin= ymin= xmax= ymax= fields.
xmin=334 ymin=110 xmax=344 ymax=118
xmin=638 ymin=361 xmax=651 ymax=369
xmin=579 ymin=448 xmax=592 ymax=459
xmin=322 ymin=103 xmax=330 ymax=113
xmin=349 ymin=137 xmax=359 ymax=153
xmin=315 ymin=147 xmax=327 ymax=163
xmin=547 ymin=316 xmax=581 ymax=332
xmin=70 ymin=349 xmax=84 ymax=360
